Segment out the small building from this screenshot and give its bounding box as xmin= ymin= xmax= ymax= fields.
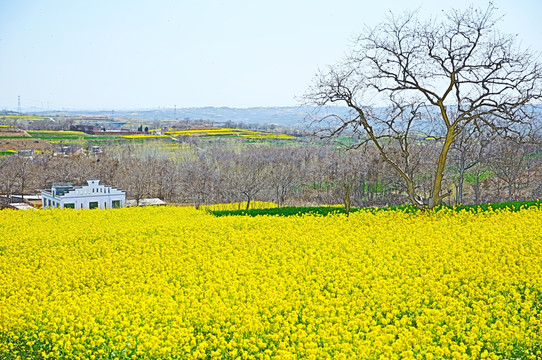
xmin=9 ymin=195 xmax=42 ymax=208
xmin=41 ymin=179 xmax=125 ymax=209
xmin=70 ymin=124 xmax=102 ymax=134
xmin=126 ymin=198 xmax=167 ymax=207
xmin=8 ymin=202 xmax=36 ymax=211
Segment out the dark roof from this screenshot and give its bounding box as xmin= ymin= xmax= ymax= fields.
xmin=52 ymin=183 xmax=74 ymax=196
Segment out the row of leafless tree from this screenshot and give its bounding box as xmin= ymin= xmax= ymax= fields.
xmin=1 ymin=136 xmax=541 ymax=209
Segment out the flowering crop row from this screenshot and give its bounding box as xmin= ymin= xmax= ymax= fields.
xmin=0 ymin=207 xmax=541 ymax=359
xmin=164 ymin=128 xmax=294 ymax=140
xmin=27 ymin=130 xmax=86 ymax=134
xmin=203 ymin=201 xmax=279 ymax=211
xmin=121 ymin=134 xmax=170 ymax=139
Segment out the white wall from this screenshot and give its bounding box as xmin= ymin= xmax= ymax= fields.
xmin=42 ymin=180 xmax=125 ymax=209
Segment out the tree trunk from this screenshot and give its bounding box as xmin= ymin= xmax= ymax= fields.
xmin=458 ymin=152 xmax=466 ymax=204
xmin=245 ymin=197 xmax=251 ymax=210
xmin=508 ymin=182 xmax=513 ymax=202
xmin=429 ymin=129 xmax=455 ymax=208
xmin=20 ymin=178 xmax=25 ymax=203
xmin=344 ymin=183 xmax=351 ymax=216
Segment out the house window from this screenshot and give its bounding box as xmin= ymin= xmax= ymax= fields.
xmin=48 ymin=199 xmax=51 ymax=207
xmin=64 ymin=203 xmax=75 ymax=209
xmin=89 ymin=202 xmax=99 ymax=209
xmin=112 ymin=200 xmax=121 ymax=208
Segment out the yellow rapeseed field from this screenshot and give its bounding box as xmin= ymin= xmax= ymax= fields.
xmin=164 ymin=128 xmax=294 ymax=140
xmin=203 ymin=201 xmax=278 ymax=211
xmin=0 ymin=206 xmax=541 ymax=359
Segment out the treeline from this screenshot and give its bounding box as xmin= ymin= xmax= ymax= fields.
xmin=1 ymin=137 xmax=541 ymax=208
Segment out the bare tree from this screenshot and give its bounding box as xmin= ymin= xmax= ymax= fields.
xmin=153 ymin=159 xmax=178 ymax=202
xmin=449 ymin=124 xmax=492 ymax=204
xmin=0 ymin=156 xmax=19 ymax=203
xmin=487 ymin=137 xmax=537 ymax=202
xmin=33 ymin=152 xmax=55 ymax=190
xmin=178 ymin=156 xmax=219 ymax=209
xmin=328 ymin=149 xmax=368 ymax=215
xmin=224 ymin=151 xmax=270 ymax=210
xmin=305 ymin=4 xmax=542 ymax=208
xmin=465 ymin=161 xmax=493 ymax=204
xmin=266 ymin=148 xmax=302 ymax=207
xmin=14 ymin=156 xmax=34 ymax=201
xmin=115 ymin=157 xmax=156 ymax=206
xmin=48 ymin=156 xmax=85 ymax=184
xmin=92 ymin=156 xmax=120 ymax=186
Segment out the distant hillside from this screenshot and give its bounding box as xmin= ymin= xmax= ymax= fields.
xmin=27 ymin=104 xmax=542 ymax=129
xmin=33 ymin=106 xmax=353 ymax=128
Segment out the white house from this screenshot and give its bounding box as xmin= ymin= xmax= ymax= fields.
xmin=41 ymin=179 xmax=126 ymax=209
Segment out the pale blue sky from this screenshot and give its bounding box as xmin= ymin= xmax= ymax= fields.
xmin=1 ymin=0 xmax=541 ymax=111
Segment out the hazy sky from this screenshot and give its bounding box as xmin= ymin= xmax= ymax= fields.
xmin=1 ymin=0 xmax=541 ymax=111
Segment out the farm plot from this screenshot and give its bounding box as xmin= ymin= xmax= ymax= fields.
xmin=0 ymin=207 xmax=541 ymax=359
xmin=27 ymin=130 xmax=124 ymax=142
xmin=166 ymin=128 xmax=295 ymax=140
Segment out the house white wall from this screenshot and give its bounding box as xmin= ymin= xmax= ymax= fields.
xmin=42 ymin=179 xmax=126 ymax=209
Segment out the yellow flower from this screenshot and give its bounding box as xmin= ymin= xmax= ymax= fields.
xmin=0 ymin=206 xmax=540 ymax=358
